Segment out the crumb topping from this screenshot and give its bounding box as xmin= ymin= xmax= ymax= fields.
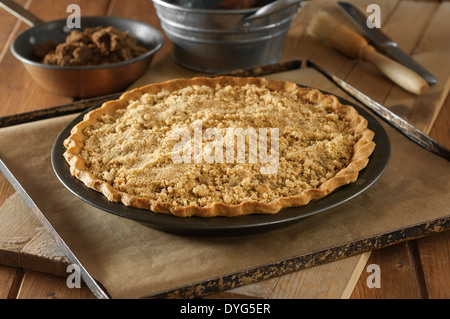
xmin=79 ymin=83 xmax=357 ymax=208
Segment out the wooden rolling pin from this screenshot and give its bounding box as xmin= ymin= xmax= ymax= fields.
xmin=307 ymin=11 xmax=429 ymax=95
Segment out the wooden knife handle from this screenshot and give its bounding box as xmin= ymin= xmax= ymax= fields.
xmin=359 ymin=46 xmax=429 ymax=95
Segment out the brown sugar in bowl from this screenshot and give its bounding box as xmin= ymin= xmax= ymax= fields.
xmin=11 ymin=16 xmax=164 ymax=98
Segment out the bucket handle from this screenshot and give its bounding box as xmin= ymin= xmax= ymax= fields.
xmin=239 ymin=0 xmax=302 ymax=29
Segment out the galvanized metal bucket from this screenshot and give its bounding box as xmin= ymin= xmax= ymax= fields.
xmin=152 ymin=0 xmax=302 ymax=72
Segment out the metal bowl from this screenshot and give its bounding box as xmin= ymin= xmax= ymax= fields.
xmin=152 ymin=0 xmax=301 ymax=73
xmin=11 ymin=16 xmax=164 ymax=98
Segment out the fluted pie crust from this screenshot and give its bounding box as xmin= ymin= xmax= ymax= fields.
xmin=63 ymin=77 xmax=375 ymax=217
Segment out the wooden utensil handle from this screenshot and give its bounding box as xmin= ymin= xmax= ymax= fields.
xmin=0 ymin=0 xmax=44 ymax=26
xmin=359 ymin=46 xmax=429 ymax=95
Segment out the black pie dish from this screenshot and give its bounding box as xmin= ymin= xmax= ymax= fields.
xmin=51 ymin=91 xmax=391 ymax=237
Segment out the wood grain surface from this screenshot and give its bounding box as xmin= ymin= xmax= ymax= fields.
xmin=0 ymin=0 xmax=449 ymax=299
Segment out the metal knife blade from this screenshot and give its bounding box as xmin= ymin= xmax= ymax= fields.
xmin=306 ymin=60 xmax=449 ymax=161
xmin=338 ymin=1 xmax=438 ymax=86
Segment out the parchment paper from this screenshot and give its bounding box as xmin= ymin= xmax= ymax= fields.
xmin=0 ymin=66 xmax=448 ymax=299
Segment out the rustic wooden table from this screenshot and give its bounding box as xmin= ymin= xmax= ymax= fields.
xmin=0 ymin=0 xmax=448 ymax=299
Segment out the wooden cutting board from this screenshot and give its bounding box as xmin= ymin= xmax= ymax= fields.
xmin=0 ymin=193 xmax=70 ymax=276
xmin=0 ymin=0 xmax=449 ymax=298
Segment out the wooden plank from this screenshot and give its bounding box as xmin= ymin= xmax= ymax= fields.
xmin=269 ymin=253 xmax=370 ymax=299
xmin=210 ymin=253 xmax=371 ymax=299
xmin=351 ymin=242 xmax=426 ymax=298
xmin=0 ymin=193 xmax=44 ymax=267
xmin=20 ymin=229 xmax=71 ymax=277
xmin=416 ymin=230 xmax=450 ymax=299
xmin=429 ymin=92 xmax=450 ymax=147
xmin=380 ymin=1 xmax=435 ymax=54
xmin=383 ymin=1 xmax=450 ymax=133
xmin=16 ymin=270 xmax=96 ymax=299
xmin=25 ymin=0 xmax=111 ymax=22
xmin=0 ymin=0 xmax=26 ymax=60
xmin=0 ymin=193 xmax=71 ymax=275
xmin=0 ymin=184 xmax=15 ymax=209
xmin=0 ymin=265 xmax=23 ymax=299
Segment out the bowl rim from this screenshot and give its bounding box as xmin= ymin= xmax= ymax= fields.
xmin=11 ymin=16 xmax=165 ymax=71
xmin=152 ymin=0 xmax=261 ymax=14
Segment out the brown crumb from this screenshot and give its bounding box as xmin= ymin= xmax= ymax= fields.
xmin=78 ymin=83 xmax=357 ymax=207
xmin=35 ymin=26 xmax=148 ymax=67
xmin=32 ymin=41 xmax=58 ymax=59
